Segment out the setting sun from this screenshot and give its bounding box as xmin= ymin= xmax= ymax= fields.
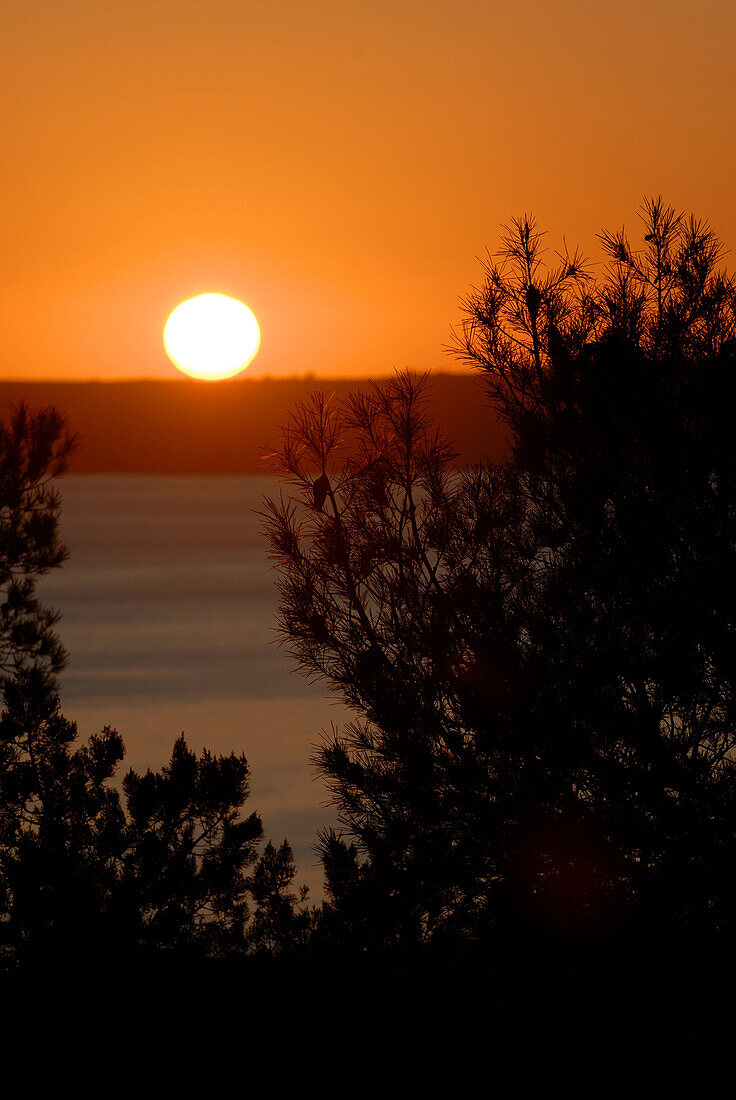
xmin=163 ymin=293 xmax=261 ymax=381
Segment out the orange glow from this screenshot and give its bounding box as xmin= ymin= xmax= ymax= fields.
xmin=0 ymin=2 xmax=734 ymax=381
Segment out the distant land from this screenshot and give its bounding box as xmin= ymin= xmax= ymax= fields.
xmin=0 ymin=374 xmax=507 ymax=474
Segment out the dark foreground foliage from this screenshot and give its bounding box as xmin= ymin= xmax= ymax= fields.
xmin=0 ymin=667 xmax=312 ymax=966
xmin=0 ymin=404 xmax=75 ymax=678
xmin=3 ymin=928 xmax=735 ymax=1079
xmin=266 ymin=198 xmax=736 ymax=948
xmin=0 ymin=405 xmax=310 ymax=968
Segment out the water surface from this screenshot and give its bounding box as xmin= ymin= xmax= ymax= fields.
xmin=41 ymin=475 xmax=344 ymax=897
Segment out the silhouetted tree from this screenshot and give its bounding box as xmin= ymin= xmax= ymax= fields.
xmin=246 ymin=839 xmax=313 ymax=953
xmin=121 ymin=736 xmax=264 ymax=956
xmin=265 ymin=199 xmax=736 ymax=945
xmin=456 ymin=198 xmax=736 ymax=932
xmin=0 ymin=403 xmax=302 ymax=966
xmin=0 ymin=668 xmax=127 ymax=965
xmin=0 ymin=669 xmax=268 ymax=965
xmin=0 ymin=404 xmax=75 ymax=680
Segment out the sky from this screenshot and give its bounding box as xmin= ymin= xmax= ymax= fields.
xmin=1 ymin=0 xmax=734 ymax=381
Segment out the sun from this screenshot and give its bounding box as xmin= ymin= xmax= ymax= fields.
xmin=163 ymin=293 xmax=261 ymax=380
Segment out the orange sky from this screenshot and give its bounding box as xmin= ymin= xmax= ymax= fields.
xmin=1 ymin=0 xmax=734 ymax=381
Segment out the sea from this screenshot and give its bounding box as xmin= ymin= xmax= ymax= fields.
xmin=39 ymin=474 xmax=345 ymax=898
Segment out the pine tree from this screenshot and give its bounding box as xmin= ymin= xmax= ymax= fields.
xmin=0 ymin=672 xmax=267 ymax=965
xmin=122 ymin=736 xmax=264 ymax=956
xmin=265 ymin=199 xmax=736 ymax=943
xmin=0 ymin=402 xmax=297 ymax=966
xmin=0 ymin=404 xmax=75 ymax=679
xmin=0 ymin=668 xmax=126 ymax=965
xmin=246 ymin=840 xmax=313 ymax=953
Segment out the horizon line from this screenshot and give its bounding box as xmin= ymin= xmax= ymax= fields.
xmin=0 ymin=367 xmax=476 ymax=386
